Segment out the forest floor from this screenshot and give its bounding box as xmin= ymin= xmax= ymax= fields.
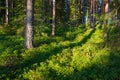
xmin=0 ymin=24 xmax=120 ymax=80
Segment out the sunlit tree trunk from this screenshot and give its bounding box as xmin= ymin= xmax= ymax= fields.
xmin=102 ymin=0 xmax=109 ymax=14
xmin=25 ymin=0 xmax=34 ymax=49
xmin=102 ymin=0 xmax=110 ymax=38
xmin=105 ymin=0 xmax=109 ymax=13
xmin=102 ymin=0 xmax=109 ymax=26
xmin=52 ymin=0 xmax=55 ymax=36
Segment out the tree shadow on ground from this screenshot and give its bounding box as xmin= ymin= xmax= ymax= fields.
xmin=34 ymin=26 xmax=86 ymax=47
xmin=52 ymin=27 xmax=120 ymax=80
xmin=0 ymin=29 xmax=95 ymax=79
xmin=0 ymin=34 xmax=11 ymax=53
xmin=69 ymin=29 xmax=95 ymax=48
xmin=0 ymin=33 xmax=24 ymax=54
xmin=61 ymin=51 xmax=120 ymax=80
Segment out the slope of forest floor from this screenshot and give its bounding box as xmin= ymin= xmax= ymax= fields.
xmin=0 ymin=24 xmax=120 ymax=80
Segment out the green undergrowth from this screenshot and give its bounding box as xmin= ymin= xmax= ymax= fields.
xmin=0 ymin=24 xmax=120 ymax=80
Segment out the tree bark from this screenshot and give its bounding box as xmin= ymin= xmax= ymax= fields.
xmin=90 ymin=0 xmax=95 ymax=29
xmin=52 ymin=0 xmax=55 ymax=36
xmin=25 ymin=0 xmax=34 ymax=49
xmin=5 ymin=0 xmax=9 ymax=24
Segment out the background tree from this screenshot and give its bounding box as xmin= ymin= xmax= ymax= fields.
xmin=5 ymin=0 xmax=9 ymax=24
xmin=111 ymin=0 xmax=120 ymax=26
xmin=0 ymin=0 xmax=5 ymax=24
xmin=52 ymin=0 xmax=56 ymax=36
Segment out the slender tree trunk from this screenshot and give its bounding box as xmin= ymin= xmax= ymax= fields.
xmin=90 ymin=0 xmax=94 ymax=29
xmin=0 ymin=1 xmax=5 ymax=24
xmin=81 ymin=0 xmax=84 ymax=23
xmin=5 ymin=0 xmax=9 ymax=24
xmin=102 ymin=0 xmax=109 ymax=38
xmin=105 ymin=1 xmax=109 ymax=13
xmin=95 ymin=0 xmax=98 ymax=14
xmin=11 ymin=0 xmax=14 ymax=21
xmin=103 ymin=0 xmax=109 ymax=26
xmin=52 ymin=0 xmax=55 ymax=36
xmin=25 ymin=0 xmax=34 ymax=49
xmin=48 ymin=0 xmax=52 ymax=24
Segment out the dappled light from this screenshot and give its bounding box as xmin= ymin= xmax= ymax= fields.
xmin=0 ymin=0 xmax=120 ymax=80
xmin=0 ymin=25 xmax=120 ymax=79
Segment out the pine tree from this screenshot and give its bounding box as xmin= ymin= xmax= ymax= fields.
xmin=25 ymin=0 xmax=34 ymax=49
xmin=52 ymin=0 xmax=56 ymax=36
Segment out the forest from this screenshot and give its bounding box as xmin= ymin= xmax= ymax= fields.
xmin=0 ymin=0 xmax=120 ymax=80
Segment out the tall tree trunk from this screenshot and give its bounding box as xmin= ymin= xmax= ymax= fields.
xmin=102 ymin=0 xmax=109 ymax=38
xmin=52 ymin=0 xmax=55 ymax=36
xmin=90 ymin=0 xmax=94 ymax=29
xmin=103 ymin=0 xmax=109 ymax=26
xmin=95 ymin=0 xmax=98 ymax=14
xmin=11 ymin=0 xmax=14 ymax=21
xmin=25 ymin=0 xmax=34 ymax=49
xmin=0 ymin=1 xmax=5 ymax=24
xmin=5 ymin=0 xmax=9 ymax=24
xmin=105 ymin=0 xmax=109 ymax=13
xmin=81 ymin=0 xmax=84 ymax=23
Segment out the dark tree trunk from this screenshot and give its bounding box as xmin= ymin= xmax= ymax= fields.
xmin=90 ymin=0 xmax=95 ymax=29
xmin=0 ymin=1 xmax=5 ymax=24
